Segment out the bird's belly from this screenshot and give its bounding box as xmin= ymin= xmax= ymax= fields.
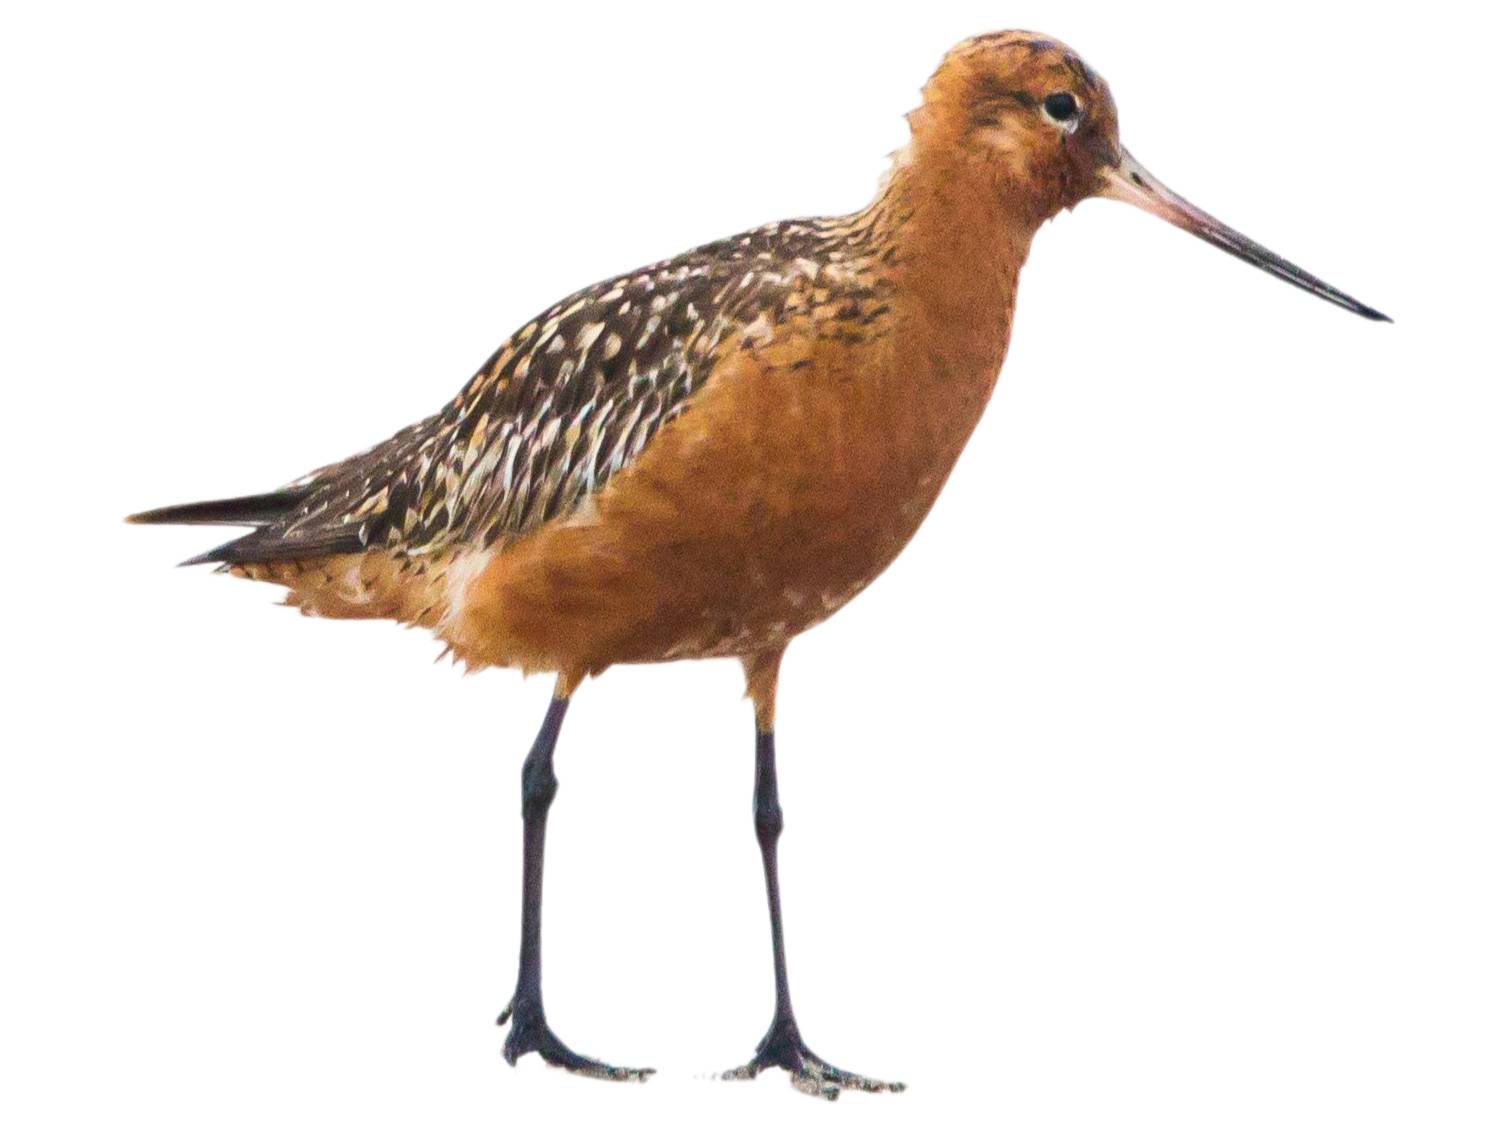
xmin=445 ymin=341 xmax=984 ymax=676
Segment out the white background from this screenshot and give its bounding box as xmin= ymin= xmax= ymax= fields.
xmin=3 ymin=2 xmax=1493 ymax=1120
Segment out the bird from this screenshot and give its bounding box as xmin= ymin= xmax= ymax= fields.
xmin=130 ymin=30 xmax=1387 ymax=1099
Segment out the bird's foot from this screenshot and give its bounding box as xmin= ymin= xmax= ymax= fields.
xmin=497 ymin=997 xmax=653 ymax=1082
xmin=720 ymin=1015 xmax=905 ymax=1100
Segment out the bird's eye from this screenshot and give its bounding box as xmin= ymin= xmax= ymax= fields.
xmin=1042 ymin=91 xmax=1080 ymax=123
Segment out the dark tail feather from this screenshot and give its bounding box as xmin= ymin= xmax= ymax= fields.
xmin=126 ymin=489 xmax=308 ymax=528
xmin=130 ymin=488 xmax=319 ymax=567
xmin=172 ymin=522 xmax=366 ymax=568
xmin=177 ymin=534 xmax=267 ymax=568
xmin=132 ymin=484 xmax=365 ymax=568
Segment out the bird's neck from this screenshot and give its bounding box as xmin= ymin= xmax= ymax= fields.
xmin=846 ymin=144 xmax=1044 ymax=464
xmin=863 ymin=147 xmax=1042 ymax=375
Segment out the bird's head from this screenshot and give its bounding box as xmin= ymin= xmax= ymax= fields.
xmin=909 ymin=31 xmax=1388 ymax=320
xmin=915 ymin=32 xmax=1122 ymax=221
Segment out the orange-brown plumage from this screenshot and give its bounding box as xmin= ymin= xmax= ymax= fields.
xmin=447 ymin=157 xmax=1025 ymax=678
xmin=142 ymin=34 xmax=1124 ymax=686
xmin=129 ymin=31 xmax=1386 ymax=1096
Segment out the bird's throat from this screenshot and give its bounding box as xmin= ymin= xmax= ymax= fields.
xmin=870 ymin=149 xmax=1036 ymax=369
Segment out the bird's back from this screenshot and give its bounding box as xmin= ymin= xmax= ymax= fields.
xmin=133 ymin=213 xmax=894 ymax=631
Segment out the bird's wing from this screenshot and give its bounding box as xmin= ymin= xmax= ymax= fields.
xmin=196 ymin=220 xmax=860 ymax=567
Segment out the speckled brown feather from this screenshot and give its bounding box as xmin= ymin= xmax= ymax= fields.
xmin=214 ymin=218 xmax=896 ymax=567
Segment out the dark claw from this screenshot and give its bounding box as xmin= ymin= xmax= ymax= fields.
xmin=719 ymin=1017 xmax=904 ymax=1099
xmin=498 ymin=998 xmax=653 ymax=1082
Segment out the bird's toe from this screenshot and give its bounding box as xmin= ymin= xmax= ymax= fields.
xmin=718 ymin=1017 xmax=903 ymax=1097
xmin=498 ymin=998 xmax=653 ymax=1082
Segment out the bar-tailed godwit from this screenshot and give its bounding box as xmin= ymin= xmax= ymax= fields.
xmin=132 ymin=30 xmax=1387 ymax=1098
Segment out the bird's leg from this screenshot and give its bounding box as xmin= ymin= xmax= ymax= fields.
xmin=497 ymin=685 xmax=652 ymax=1082
xmin=721 ymin=650 xmax=904 ymax=1099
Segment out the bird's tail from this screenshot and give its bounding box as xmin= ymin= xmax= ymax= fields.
xmin=126 ymin=489 xmax=307 ymax=529
xmin=128 ymin=484 xmax=367 ymax=567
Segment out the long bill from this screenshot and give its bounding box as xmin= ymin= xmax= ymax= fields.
xmin=1097 ymin=148 xmax=1390 ymax=322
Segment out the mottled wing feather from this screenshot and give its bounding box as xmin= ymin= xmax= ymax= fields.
xmin=213 ymin=218 xmax=886 ymax=566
